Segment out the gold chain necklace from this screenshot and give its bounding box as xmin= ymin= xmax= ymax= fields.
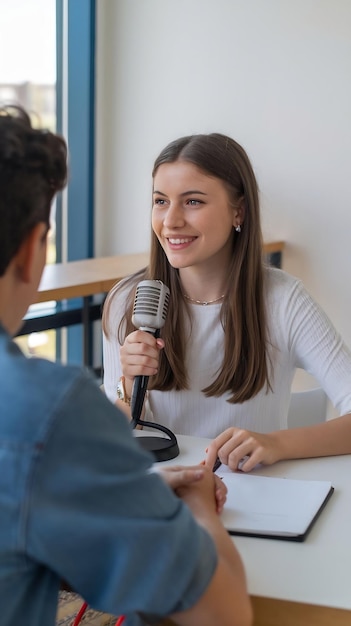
xmin=183 ymin=293 xmax=225 ymax=306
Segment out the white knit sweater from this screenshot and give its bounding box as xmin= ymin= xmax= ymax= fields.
xmin=103 ymin=267 xmax=351 ymax=438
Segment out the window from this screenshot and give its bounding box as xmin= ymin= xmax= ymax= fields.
xmin=1 ymin=1 xmax=96 ymax=368
xmin=0 ymin=0 xmax=57 ymax=360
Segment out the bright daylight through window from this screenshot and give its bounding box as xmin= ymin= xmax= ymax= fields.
xmin=0 ymin=0 xmax=57 ymax=360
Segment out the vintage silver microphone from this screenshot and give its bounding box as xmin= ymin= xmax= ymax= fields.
xmin=130 ymin=279 xmax=179 ymax=461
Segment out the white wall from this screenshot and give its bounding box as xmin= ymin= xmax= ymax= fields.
xmin=95 ymin=0 xmax=351 ymax=366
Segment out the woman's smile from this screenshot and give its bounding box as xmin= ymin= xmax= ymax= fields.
xmin=166 ymin=236 xmax=197 ymax=249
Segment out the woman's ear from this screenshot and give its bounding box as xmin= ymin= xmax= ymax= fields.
xmin=232 ymin=197 xmax=245 ymax=230
xmin=15 ymin=223 xmax=47 ymax=284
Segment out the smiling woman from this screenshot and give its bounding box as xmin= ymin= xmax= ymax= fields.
xmin=102 ymin=131 xmax=351 ymax=475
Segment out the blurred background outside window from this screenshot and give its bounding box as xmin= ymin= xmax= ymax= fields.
xmin=0 ymin=0 xmax=57 ymax=360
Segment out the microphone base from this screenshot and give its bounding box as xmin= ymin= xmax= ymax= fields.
xmin=136 ymin=436 xmax=179 ymax=462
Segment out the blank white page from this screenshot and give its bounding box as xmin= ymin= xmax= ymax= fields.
xmin=216 ymin=465 xmax=333 ymax=541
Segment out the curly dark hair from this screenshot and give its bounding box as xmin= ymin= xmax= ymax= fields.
xmin=0 ymin=105 xmax=67 ymax=276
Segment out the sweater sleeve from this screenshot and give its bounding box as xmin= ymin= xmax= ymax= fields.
xmin=102 ymin=284 xmax=129 ymax=404
xmin=283 ymin=277 xmax=351 ymax=415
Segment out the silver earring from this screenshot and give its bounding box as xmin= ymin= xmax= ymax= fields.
xmin=235 ymin=224 xmax=241 ymax=233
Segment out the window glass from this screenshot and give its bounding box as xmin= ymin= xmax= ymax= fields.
xmin=0 ymin=0 xmax=57 ymax=360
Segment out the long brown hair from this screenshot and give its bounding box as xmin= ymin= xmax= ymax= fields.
xmin=103 ymin=133 xmax=270 ymax=403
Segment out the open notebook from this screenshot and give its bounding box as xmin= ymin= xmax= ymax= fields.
xmin=216 ymin=465 xmax=334 ymax=542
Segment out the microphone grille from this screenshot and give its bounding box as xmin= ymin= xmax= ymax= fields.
xmin=132 ymin=280 xmax=170 ymax=332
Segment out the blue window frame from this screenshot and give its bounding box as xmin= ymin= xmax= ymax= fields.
xmin=56 ymin=0 xmax=96 ymax=364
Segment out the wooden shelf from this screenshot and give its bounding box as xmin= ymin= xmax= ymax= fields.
xmin=36 ymin=242 xmax=285 ymax=304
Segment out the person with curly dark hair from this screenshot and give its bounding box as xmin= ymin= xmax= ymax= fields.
xmin=0 ymin=106 xmax=252 ymax=626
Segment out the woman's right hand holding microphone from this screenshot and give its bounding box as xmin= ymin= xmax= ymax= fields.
xmin=119 ymin=330 xmax=165 ymax=399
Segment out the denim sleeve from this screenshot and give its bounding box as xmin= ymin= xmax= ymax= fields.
xmin=25 ymin=375 xmax=217 ymax=617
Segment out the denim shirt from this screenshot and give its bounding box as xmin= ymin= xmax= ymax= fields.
xmin=0 ymin=326 xmax=217 ymax=626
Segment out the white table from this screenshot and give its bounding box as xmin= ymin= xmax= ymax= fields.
xmin=158 ymin=434 xmax=351 ymax=626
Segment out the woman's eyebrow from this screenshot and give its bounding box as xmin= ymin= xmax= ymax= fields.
xmin=180 ymin=190 xmax=207 ymax=196
xmin=153 ymin=189 xmax=207 ymax=196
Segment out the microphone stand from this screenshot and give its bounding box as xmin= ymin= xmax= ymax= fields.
xmin=130 ymin=281 xmax=179 ymax=461
xmin=130 ymin=374 xmax=179 ymax=462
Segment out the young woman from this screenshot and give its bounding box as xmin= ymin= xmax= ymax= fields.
xmin=102 ymin=133 xmax=351 ymax=472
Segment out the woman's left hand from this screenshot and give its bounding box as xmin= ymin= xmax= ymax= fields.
xmin=205 ymin=427 xmax=283 ymax=473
